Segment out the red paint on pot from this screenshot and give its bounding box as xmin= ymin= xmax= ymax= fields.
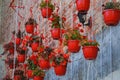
xmin=27 ymin=70 xmax=33 ymax=78
xmin=25 ymin=25 xmax=34 ymax=34
xmin=31 ymin=42 xmax=39 ymax=52
xmin=14 ymin=75 xmax=21 ymax=80
xmin=68 ymin=40 xmax=80 ymax=53
xmin=103 ymin=9 xmax=120 ymax=26
xmin=33 ymin=76 xmax=43 ymax=80
xmin=17 ymin=54 xmax=25 ymax=63
xmin=51 ymin=28 xmax=60 ymax=40
xmin=41 ymin=8 xmax=52 ymax=18
xmin=82 ymin=46 xmax=99 ymax=60
xmin=38 ymin=59 xmax=50 ymax=70
xmin=16 ymin=38 xmax=21 ymax=45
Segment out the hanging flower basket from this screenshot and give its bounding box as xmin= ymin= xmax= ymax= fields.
xmin=40 ymin=0 xmax=55 ymax=18
xmin=82 ymin=40 xmax=99 ymax=60
xmin=14 ymin=75 xmax=21 ymax=80
xmin=38 ymin=59 xmax=50 ymax=70
xmin=25 ymin=25 xmax=34 ymax=33
xmin=17 ymin=54 xmax=25 ymax=63
xmin=68 ymin=40 xmax=80 ymax=53
xmin=31 ymin=42 xmax=39 ymax=52
xmin=102 ymin=2 xmax=120 ymax=26
xmin=16 ymin=38 xmax=21 ymax=45
xmin=27 ymin=70 xmax=33 ymax=78
xmin=9 ymin=48 xmax=14 ymax=54
xmin=33 ymin=76 xmax=44 ymax=80
xmin=76 ymin=0 xmax=90 ymax=14
xmin=51 ymin=28 xmax=61 ymax=40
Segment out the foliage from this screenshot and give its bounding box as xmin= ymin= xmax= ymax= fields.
xmin=81 ymin=40 xmax=99 ymax=46
xmin=40 ymin=0 xmax=55 ymax=11
xmin=27 ymin=59 xmax=37 ymax=70
xmin=14 ymin=70 xmax=24 ymax=75
xmin=16 ymin=47 xmax=26 ymax=55
xmin=25 ymin=18 xmax=37 ymax=25
xmin=103 ymin=2 xmax=120 ymax=10
xmin=33 ymin=68 xmax=45 ymax=77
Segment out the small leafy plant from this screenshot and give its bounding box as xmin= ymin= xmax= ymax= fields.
xmin=16 ymin=47 xmax=26 ymax=55
xmin=81 ymin=40 xmax=99 ymax=46
xmin=27 ymin=59 xmax=37 ymax=70
xmin=40 ymin=0 xmax=55 ymax=11
xmin=103 ymin=2 xmax=120 ymax=10
xmin=25 ymin=18 xmax=37 ymax=26
xmin=33 ymin=68 xmax=45 ymax=77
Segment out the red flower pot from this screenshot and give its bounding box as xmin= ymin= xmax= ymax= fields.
xmin=9 ymin=49 xmax=14 ymax=54
xmin=38 ymin=59 xmax=50 ymax=70
xmin=27 ymin=70 xmax=33 ymax=78
xmin=25 ymin=25 xmax=34 ymax=34
xmin=68 ymin=40 xmax=80 ymax=53
xmin=31 ymin=42 xmax=39 ymax=52
xmin=14 ymin=75 xmax=21 ymax=80
xmin=17 ymin=54 xmax=25 ymax=63
xmin=76 ymin=0 xmax=90 ymax=13
xmin=41 ymin=8 xmax=53 ymax=18
xmin=54 ymin=65 xmax=67 ymax=76
xmin=33 ymin=76 xmax=43 ymax=80
xmin=9 ymin=64 xmax=13 ymax=69
xmin=103 ymin=9 xmax=120 ymax=26
xmin=82 ymin=46 xmax=99 ymax=60
xmin=16 ymin=38 xmax=21 ymax=45
xmin=51 ymin=28 xmax=61 ymax=40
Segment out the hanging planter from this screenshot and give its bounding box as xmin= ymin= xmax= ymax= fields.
xmin=33 ymin=76 xmax=44 ymax=80
xmin=40 ymin=0 xmax=55 ymax=18
xmin=38 ymin=59 xmax=50 ymax=70
xmin=14 ymin=75 xmax=21 ymax=80
xmin=9 ymin=48 xmax=14 ymax=54
xmin=64 ymin=29 xmax=82 ymax=53
xmin=14 ymin=70 xmax=27 ymax=80
xmin=76 ymin=0 xmax=90 ymax=14
xmin=102 ymin=2 xmax=120 ymax=26
xmin=82 ymin=40 xmax=99 ymax=60
xmin=16 ymin=38 xmax=21 ymax=45
xmin=31 ymin=42 xmax=39 ymax=52
xmin=51 ymin=28 xmax=61 ymax=40
xmin=25 ymin=18 xmax=37 ymax=34
xmin=27 ymin=70 xmax=33 ymax=78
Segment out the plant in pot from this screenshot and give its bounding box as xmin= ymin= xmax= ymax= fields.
xmin=17 ymin=47 xmax=26 ymax=63
xmin=30 ymin=35 xmax=42 ymax=52
xmin=27 ymin=59 xmax=37 ymax=79
xmin=14 ymin=70 xmax=28 ymax=80
xmin=76 ymin=0 xmax=90 ymax=14
xmin=40 ymin=0 xmax=55 ymax=18
xmin=25 ymin=18 xmax=37 ymax=34
xmin=50 ymin=14 xmax=64 ymax=40
xmin=64 ymin=29 xmax=82 ymax=53
xmin=50 ymin=52 xmax=69 ymax=76
xmin=38 ymin=46 xmax=53 ymax=70
xmin=81 ymin=40 xmax=99 ymax=60
xmin=33 ymin=68 xmax=45 ymax=80
xmin=102 ymin=2 xmax=120 ymax=26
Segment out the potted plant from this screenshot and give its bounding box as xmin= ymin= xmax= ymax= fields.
xmin=50 ymin=52 xmax=69 ymax=76
xmin=33 ymin=68 xmax=45 ymax=80
xmin=81 ymin=40 xmax=99 ymax=60
xmin=14 ymin=70 xmax=26 ymax=80
xmin=64 ymin=29 xmax=82 ymax=53
xmin=27 ymin=59 xmax=37 ymax=78
xmin=102 ymin=2 xmax=120 ymax=26
xmin=17 ymin=47 xmax=26 ymax=63
xmin=40 ymin=0 xmax=55 ymax=18
xmin=25 ymin=18 xmax=37 ymax=34
xmin=38 ymin=46 xmax=52 ymax=70
xmin=76 ymin=0 xmax=90 ymax=14
xmin=50 ymin=14 xmax=64 ymax=40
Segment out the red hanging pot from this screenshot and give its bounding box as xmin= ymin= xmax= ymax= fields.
xmin=9 ymin=48 xmax=14 ymax=54
xmin=16 ymin=38 xmax=21 ymax=45
xmin=82 ymin=46 xmax=99 ymax=60
xmin=14 ymin=75 xmax=21 ymax=80
xmin=41 ymin=8 xmax=53 ymax=18
xmin=17 ymin=54 xmax=25 ymax=63
xmin=54 ymin=65 xmax=67 ymax=76
xmin=33 ymin=76 xmax=44 ymax=80
xmin=68 ymin=40 xmax=80 ymax=53
xmin=25 ymin=24 xmax=34 ymax=34
xmin=51 ymin=28 xmax=61 ymax=40
xmin=31 ymin=42 xmax=39 ymax=52
xmin=38 ymin=59 xmax=50 ymax=70
xmin=103 ymin=9 xmax=120 ymax=26
xmin=76 ymin=0 xmax=90 ymax=13
xmin=9 ymin=64 xmax=13 ymax=69
xmin=27 ymin=70 xmax=33 ymax=78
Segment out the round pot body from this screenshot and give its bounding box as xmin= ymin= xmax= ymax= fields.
xmin=38 ymin=59 xmax=50 ymax=70
xmin=41 ymin=8 xmax=52 ymax=18
xmin=54 ymin=65 xmax=67 ymax=76
xmin=82 ymin=46 xmax=99 ymax=60
xmin=76 ymin=0 xmax=90 ymax=13
xmin=51 ymin=28 xmax=61 ymax=40
xmin=14 ymin=75 xmax=21 ymax=80
xmin=9 ymin=49 xmax=14 ymax=54
xmin=103 ymin=9 xmax=120 ymax=26
xmin=27 ymin=70 xmax=33 ymax=78
xmin=16 ymin=38 xmax=21 ymax=45
xmin=33 ymin=76 xmax=43 ymax=80
xmin=25 ymin=24 xmax=34 ymax=34
xmin=17 ymin=54 xmax=25 ymax=63
xmin=31 ymin=42 xmax=39 ymax=52
xmin=68 ymin=40 xmax=80 ymax=53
